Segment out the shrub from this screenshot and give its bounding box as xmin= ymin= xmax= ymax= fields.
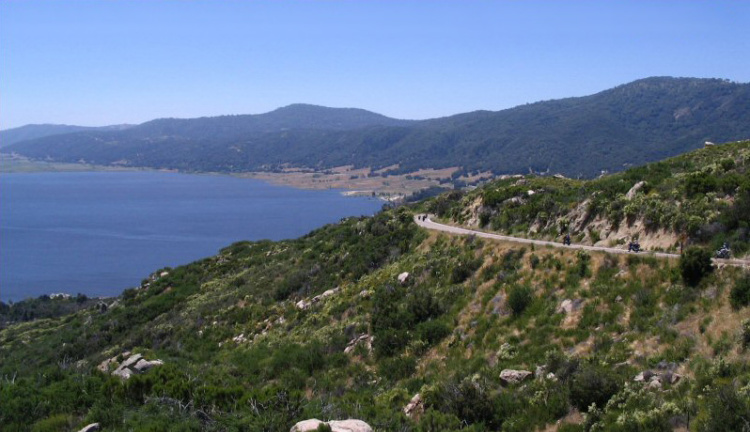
xmin=316 ymin=423 xmax=333 ymax=432
xmin=741 ymin=319 xmax=750 ymax=350
xmin=569 ymin=365 xmax=621 ymax=411
xmin=507 ymin=285 xmax=533 ymax=316
xmin=679 ymin=247 xmax=714 ymax=287
xmin=695 ymin=385 xmax=750 ymax=432
xmin=729 ymin=273 xmax=750 ymax=309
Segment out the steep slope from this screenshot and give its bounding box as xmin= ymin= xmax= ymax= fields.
xmin=2 ymin=142 xmax=750 ymax=432
xmin=5 ymin=77 xmax=750 ymax=177
xmin=434 ymin=140 xmax=750 ymax=257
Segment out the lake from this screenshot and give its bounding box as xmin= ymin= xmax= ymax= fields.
xmin=0 ymin=171 xmax=383 ymax=302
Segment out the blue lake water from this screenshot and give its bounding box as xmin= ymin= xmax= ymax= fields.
xmin=0 ymin=171 xmax=383 ymax=302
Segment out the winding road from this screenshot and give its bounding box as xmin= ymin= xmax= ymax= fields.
xmin=415 ymin=215 xmax=750 ymax=268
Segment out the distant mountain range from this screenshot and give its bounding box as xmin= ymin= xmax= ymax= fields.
xmin=3 ymin=77 xmax=750 ymax=177
xmin=0 ymin=124 xmax=133 ymax=148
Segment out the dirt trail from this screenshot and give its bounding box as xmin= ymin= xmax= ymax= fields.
xmin=414 ymin=215 xmax=750 ymax=268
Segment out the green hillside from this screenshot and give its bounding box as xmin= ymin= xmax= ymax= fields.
xmin=432 ymin=140 xmax=750 ymax=257
xmin=5 ymin=77 xmax=750 ymax=178
xmin=2 ymin=143 xmax=750 ymax=431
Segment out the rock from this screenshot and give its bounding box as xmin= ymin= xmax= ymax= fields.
xmin=290 ymin=419 xmax=324 ymax=431
xmin=615 ymin=295 xmax=623 ymax=303
xmin=120 ymin=353 xmax=143 ymax=369
xmin=290 ymin=419 xmax=373 ymax=432
xmin=398 ymin=272 xmax=409 ymax=284
xmin=296 ymin=299 xmax=311 ymax=310
xmin=403 ymin=393 xmax=424 ymax=419
xmin=656 ymin=361 xmax=677 ymax=371
xmin=359 ymin=290 xmax=371 ymax=298
xmin=647 ymin=379 xmax=662 ymax=390
xmin=78 ymin=423 xmax=100 ymax=432
xmin=668 ymin=373 xmax=682 ymax=385
xmin=557 ymin=299 xmax=578 ymax=314
xmin=133 ymin=358 xmax=163 ymax=372
xmin=535 ymin=364 xmax=547 ymax=379
xmin=328 ymin=420 xmax=373 ymax=432
xmin=546 ymin=372 xmax=558 ymax=381
xmin=112 ymin=367 xmax=134 ymax=380
xmin=97 ymin=356 xmax=117 ymax=373
xmin=344 ymin=334 xmax=372 ymax=354
xmin=634 ymin=370 xmax=655 ymax=382
xmin=233 ymin=334 xmax=248 ymax=344
xmin=625 ymin=181 xmax=647 ymax=200
xmin=499 ymin=369 xmax=533 ymax=385
xmin=320 ymin=288 xmax=339 ymax=299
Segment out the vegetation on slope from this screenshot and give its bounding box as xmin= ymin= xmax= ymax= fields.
xmin=432 ymin=140 xmax=750 ymax=256
xmin=5 ymin=77 xmax=750 ymax=178
xmin=2 ymin=143 xmax=750 ymax=431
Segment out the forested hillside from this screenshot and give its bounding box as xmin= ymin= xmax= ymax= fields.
xmin=5 ymin=77 xmax=750 ymax=178
xmin=2 ymin=142 xmax=750 ymax=431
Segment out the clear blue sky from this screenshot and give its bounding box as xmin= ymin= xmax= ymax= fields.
xmin=1 ymin=1 xmax=749 ymax=129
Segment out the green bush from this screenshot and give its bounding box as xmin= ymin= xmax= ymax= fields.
xmin=507 ymin=285 xmax=533 ymax=316
xmin=729 ymin=273 xmax=750 ymax=309
xmin=679 ymin=247 xmax=714 ymax=286
xmin=569 ymin=365 xmax=621 ymax=411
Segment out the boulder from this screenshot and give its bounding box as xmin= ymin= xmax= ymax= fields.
xmin=344 ymin=335 xmax=372 ymax=354
xmin=290 ymin=419 xmax=324 ymax=431
xmin=557 ymin=299 xmax=575 ymax=314
xmin=78 ymin=423 xmax=100 ymax=432
xmin=398 ymin=272 xmax=409 ymax=284
xmin=328 ymin=420 xmax=373 ymax=432
xmin=625 ymin=181 xmax=647 ymax=200
xmin=634 ymin=370 xmax=655 ymax=382
xmin=403 ymin=393 xmax=424 ymax=419
xmin=112 ymin=367 xmax=134 ymax=380
xmin=647 ymin=378 xmax=662 ymax=390
xmin=133 ymin=358 xmax=163 ymax=372
xmin=296 ymin=299 xmax=311 ymax=310
xmin=97 ymin=356 xmax=117 ymax=373
xmin=290 ymin=419 xmax=373 ymax=432
xmin=120 ymin=353 xmax=143 ymax=369
xmin=500 ymin=369 xmax=533 ymax=385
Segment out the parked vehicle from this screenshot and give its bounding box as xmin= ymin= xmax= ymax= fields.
xmin=716 ymin=243 xmax=731 ymax=259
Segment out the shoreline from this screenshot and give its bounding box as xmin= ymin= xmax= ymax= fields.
xmin=1 ymin=154 xmax=492 ymax=199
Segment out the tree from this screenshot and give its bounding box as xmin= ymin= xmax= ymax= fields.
xmin=679 ymin=247 xmax=714 ymax=287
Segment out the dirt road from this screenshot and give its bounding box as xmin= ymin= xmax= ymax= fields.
xmin=415 ymin=215 xmax=750 ymax=267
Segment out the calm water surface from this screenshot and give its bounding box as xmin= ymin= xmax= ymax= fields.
xmin=0 ymin=171 xmax=383 ymax=302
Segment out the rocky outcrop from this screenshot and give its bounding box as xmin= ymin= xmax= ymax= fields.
xmin=296 ymin=288 xmax=340 ymax=310
xmin=499 ymin=369 xmax=533 ymax=385
xmin=625 ymin=181 xmax=647 ymax=200
xmin=78 ymin=423 xmax=100 ymax=432
xmin=634 ymin=370 xmax=682 ymax=389
xmin=290 ymin=419 xmax=373 ymax=432
xmin=556 ymin=299 xmax=584 ymax=314
xmin=99 ymin=352 xmax=164 ymax=380
xmin=403 ymin=393 xmax=424 ymax=420
xmin=344 ymin=334 xmax=373 ymax=354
